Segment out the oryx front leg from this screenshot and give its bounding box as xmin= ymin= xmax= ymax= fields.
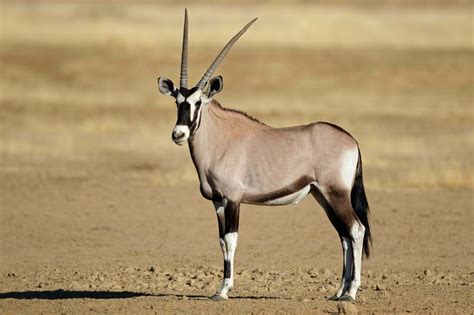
xmin=211 ymin=198 xmax=240 ymax=301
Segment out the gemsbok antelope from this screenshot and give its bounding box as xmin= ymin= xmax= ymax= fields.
xmin=157 ymin=9 xmax=372 ymax=302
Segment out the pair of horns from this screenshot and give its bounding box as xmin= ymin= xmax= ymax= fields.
xmin=179 ymin=8 xmax=257 ymax=90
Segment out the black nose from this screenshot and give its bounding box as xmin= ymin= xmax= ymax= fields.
xmin=172 ymin=130 xmax=185 ymax=140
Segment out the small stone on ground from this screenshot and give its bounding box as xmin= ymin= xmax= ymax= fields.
xmin=338 ymin=301 xmax=358 ymax=314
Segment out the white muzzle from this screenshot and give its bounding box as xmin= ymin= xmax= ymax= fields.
xmin=172 ymin=125 xmax=190 ymax=145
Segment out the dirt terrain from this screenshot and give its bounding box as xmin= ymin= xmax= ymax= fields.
xmin=1 ymin=1 xmax=473 ymax=314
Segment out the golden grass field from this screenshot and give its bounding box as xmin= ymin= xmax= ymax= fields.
xmin=1 ymin=1 xmax=473 ymax=314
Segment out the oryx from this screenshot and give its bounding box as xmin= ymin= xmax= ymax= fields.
xmin=157 ymin=9 xmax=372 ymax=302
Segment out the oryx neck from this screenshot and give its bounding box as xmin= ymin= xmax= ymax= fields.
xmin=208 ymin=100 xmax=268 ymax=127
xmin=188 ymin=99 xmax=267 ymax=175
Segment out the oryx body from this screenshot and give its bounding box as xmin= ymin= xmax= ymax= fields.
xmin=157 ymin=10 xmax=372 ymax=302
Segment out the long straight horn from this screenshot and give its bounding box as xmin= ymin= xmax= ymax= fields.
xmin=180 ymin=9 xmax=189 ymax=88
xmin=196 ymin=18 xmax=257 ymax=90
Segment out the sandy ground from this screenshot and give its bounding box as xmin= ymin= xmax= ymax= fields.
xmin=1 ymin=165 xmax=473 ymax=314
xmin=1 ymin=1 xmax=473 ymax=314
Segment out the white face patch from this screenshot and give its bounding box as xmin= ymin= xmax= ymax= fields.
xmin=186 ymin=90 xmax=202 ymax=120
xmin=176 ymin=93 xmax=185 ymax=105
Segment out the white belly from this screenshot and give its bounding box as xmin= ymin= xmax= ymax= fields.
xmin=262 ymin=184 xmax=312 ymax=206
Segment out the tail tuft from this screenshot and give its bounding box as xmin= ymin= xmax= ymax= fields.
xmin=351 ymin=149 xmax=372 ymax=258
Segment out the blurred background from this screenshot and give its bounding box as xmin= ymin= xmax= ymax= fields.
xmin=1 ymin=2 xmax=473 ymax=313
xmin=1 ymin=0 xmax=472 ymax=190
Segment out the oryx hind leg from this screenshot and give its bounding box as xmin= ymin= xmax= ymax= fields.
xmin=346 ymin=221 xmax=365 ymax=300
xmin=323 ymin=178 xmax=367 ymax=302
xmin=311 ymin=186 xmax=359 ymax=302
xmin=211 ymin=198 xmax=240 ymax=301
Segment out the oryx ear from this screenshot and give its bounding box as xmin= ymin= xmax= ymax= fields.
xmin=158 ymin=77 xmax=177 ymax=97
xmin=206 ymin=76 xmax=223 ymax=98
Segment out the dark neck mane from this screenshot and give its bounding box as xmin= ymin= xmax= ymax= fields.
xmin=210 ymin=99 xmax=268 ymax=127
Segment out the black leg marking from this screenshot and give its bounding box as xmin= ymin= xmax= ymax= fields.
xmin=224 ymin=259 xmax=231 ymax=279
xmin=213 ymin=198 xmax=225 ymax=240
xmin=224 ymin=200 xmax=240 ymax=234
xmin=217 ymin=218 xmax=224 ymax=239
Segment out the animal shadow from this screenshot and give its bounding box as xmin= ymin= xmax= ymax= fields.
xmin=0 ymin=290 xmax=150 ymax=300
xmin=0 ymin=289 xmax=282 ymax=301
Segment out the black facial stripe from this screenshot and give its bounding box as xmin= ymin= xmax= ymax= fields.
xmin=179 ymin=87 xmax=199 ymax=97
xmin=191 ymin=104 xmax=200 ymax=124
xmin=176 ymin=102 xmax=191 ymax=125
xmin=174 ymin=87 xmax=204 ymax=139
xmin=189 ymin=103 xmax=203 ymax=136
xmin=192 ymin=104 xmax=200 ymax=122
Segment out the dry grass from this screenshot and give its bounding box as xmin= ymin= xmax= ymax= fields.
xmin=1 ymin=1 xmax=473 ymax=190
xmin=2 ymin=3 xmax=472 ymax=48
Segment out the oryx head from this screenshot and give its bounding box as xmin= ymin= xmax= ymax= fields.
xmin=157 ymin=9 xmax=257 ymax=145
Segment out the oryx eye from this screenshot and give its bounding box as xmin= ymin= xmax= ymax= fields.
xmin=196 ymin=100 xmax=202 ymax=106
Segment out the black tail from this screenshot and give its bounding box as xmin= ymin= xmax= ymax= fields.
xmin=350 ymin=148 xmax=372 ymax=258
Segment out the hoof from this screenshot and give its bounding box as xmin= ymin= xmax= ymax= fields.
xmin=210 ymin=294 xmax=228 ymax=301
xmin=338 ymin=295 xmax=356 ymax=303
xmin=327 ymin=294 xmax=340 ymax=301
